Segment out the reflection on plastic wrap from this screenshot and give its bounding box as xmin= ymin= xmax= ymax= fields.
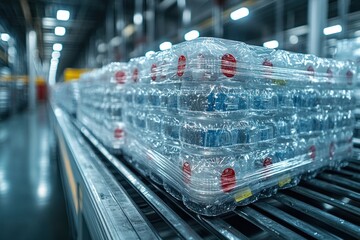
xmin=336 ymin=38 xmax=360 ymax=141
xmin=122 ymin=38 xmax=356 ymax=216
xmin=51 ymin=81 xmax=79 ymax=115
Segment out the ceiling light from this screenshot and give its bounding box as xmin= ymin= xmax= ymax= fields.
xmin=8 ymin=46 xmax=16 ymax=56
xmin=57 ymin=10 xmax=70 ymax=21
xmin=1 ymin=33 xmax=10 ymax=42
xmin=184 ymin=30 xmax=200 ymax=41
xmin=230 ymin=7 xmax=249 ymax=21
xmin=323 ymin=25 xmax=342 ymax=35
xmin=133 ymin=13 xmax=143 ymax=25
xmin=263 ymin=40 xmax=279 ymax=49
xmin=97 ymin=43 xmax=107 ymax=53
xmin=159 ymin=41 xmax=172 ymax=51
xmin=54 ymin=26 xmax=66 ymax=36
xmin=110 ymin=36 xmax=122 ymax=47
xmin=52 ymin=51 xmax=60 ymax=59
xmin=145 ymin=51 xmax=155 ymax=57
xmin=289 ymin=35 xmax=298 ymax=45
xmin=50 ymin=58 xmax=59 ymax=65
xmin=122 ymin=24 xmax=135 ymax=37
xmin=53 ymin=43 xmax=63 ymax=51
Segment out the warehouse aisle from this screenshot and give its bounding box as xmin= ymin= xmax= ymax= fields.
xmin=0 ymin=105 xmax=70 ymax=240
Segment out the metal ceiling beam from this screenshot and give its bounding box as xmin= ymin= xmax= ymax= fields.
xmin=338 ymin=0 xmax=350 ymax=39
xmin=43 ymin=46 xmax=78 ymax=50
xmin=41 ymin=17 xmax=95 ymax=29
xmin=20 ymin=0 xmax=32 ymax=28
xmin=43 ymin=33 xmax=86 ymax=43
xmin=307 ymin=0 xmax=327 ymax=56
xmin=245 ymin=6 xmax=360 ymax=47
xmin=27 ymin=0 xmax=106 ymax=9
xmin=276 ymin=0 xmax=284 ymax=49
xmin=43 ymin=48 xmax=79 ymax=56
xmin=158 ymin=0 xmax=176 ymax=10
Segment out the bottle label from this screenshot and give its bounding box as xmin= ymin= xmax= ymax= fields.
xmin=183 ymin=162 xmax=191 ymax=184
xmin=221 ymin=168 xmax=236 ymax=192
xmin=278 ymin=174 xmax=291 ymax=187
xmin=221 ymin=53 xmax=236 ymax=78
xmin=262 ymin=156 xmax=273 ymax=178
xmin=309 ymin=145 xmax=316 ymax=160
xmin=346 ymin=70 xmax=353 ymax=85
xmin=132 ymin=68 xmax=138 ymax=82
xmin=151 ymin=64 xmax=157 ymax=81
xmin=234 ymin=187 xmax=252 ymax=202
xmin=115 ymin=71 xmax=126 ymax=84
xmin=307 ymin=65 xmax=315 ymax=76
xmin=114 ymin=128 xmax=124 ymax=139
xmin=177 ymin=55 xmax=186 ymax=77
xmin=263 ymin=157 xmax=272 ymax=166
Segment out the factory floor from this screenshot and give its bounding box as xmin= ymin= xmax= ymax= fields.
xmin=0 ymin=104 xmax=70 ymax=240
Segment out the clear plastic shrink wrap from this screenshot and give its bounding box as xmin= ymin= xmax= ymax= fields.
xmin=77 ymin=63 xmax=130 ymax=153
xmin=51 ymin=81 xmax=79 ymax=115
xmin=128 ymin=38 xmax=356 ymax=215
xmin=335 ymin=39 xmax=360 ymax=140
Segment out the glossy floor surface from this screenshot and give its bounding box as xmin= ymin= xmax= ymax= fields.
xmin=0 ymin=105 xmax=70 ymax=240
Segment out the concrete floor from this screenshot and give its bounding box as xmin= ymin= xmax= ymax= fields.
xmin=0 ymin=105 xmax=70 ymax=240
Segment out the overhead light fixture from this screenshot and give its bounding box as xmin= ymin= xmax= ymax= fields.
xmin=159 ymin=41 xmax=172 ymax=51
xmin=323 ymin=25 xmax=342 ymax=35
xmin=50 ymin=58 xmax=59 ymax=65
xmin=110 ymin=36 xmax=122 ymax=47
xmin=184 ymin=30 xmax=200 ymax=41
xmin=97 ymin=43 xmax=107 ymax=53
xmin=355 ymin=30 xmax=360 ymax=37
xmin=8 ymin=46 xmax=16 ymax=56
xmin=54 ymin=26 xmax=66 ymax=36
xmin=53 ymin=43 xmax=63 ymax=51
xmin=263 ymin=40 xmax=279 ymax=49
xmin=145 ymin=50 xmax=155 ymax=57
xmin=230 ymin=7 xmax=249 ymax=21
xmin=289 ymin=35 xmax=299 ymax=45
xmin=52 ymin=51 xmax=60 ymax=59
xmin=1 ymin=33 xmax=10 ymax=42
xmin=133 ymin=13 xmax=143 ymax=25
xmin=57 ymin=10 xmax=70 ymax=21
xmin=122 ymin=24 xmax=135 ymax=37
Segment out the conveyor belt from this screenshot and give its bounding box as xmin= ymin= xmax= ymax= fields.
xmin=53 ymin=104 xmax=360 ymax=239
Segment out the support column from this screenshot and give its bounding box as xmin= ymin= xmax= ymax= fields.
xmin=27 ymin=30 xmax=37 ymax=111
xmin=213 ymin=0 xmax=224 ymax=38
xmin=338 ymin=0 xmax=350 ymax=39
xmin=177 ymin=0 xmax=190 ymax=40
xmin=307 ymin=0 xmax=328 ymax=56
xmin=146 ymin=0 xmax=155 ymax=45
xmin=134 ymin=0 xmax=143 ymax=53
xmin=115 ymin=0 xmax=126 ymax=61
xmin=106 ymin=1 xmax=115 ymax=63
xmin=276 ymin=0 xmax=284 ymax=49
